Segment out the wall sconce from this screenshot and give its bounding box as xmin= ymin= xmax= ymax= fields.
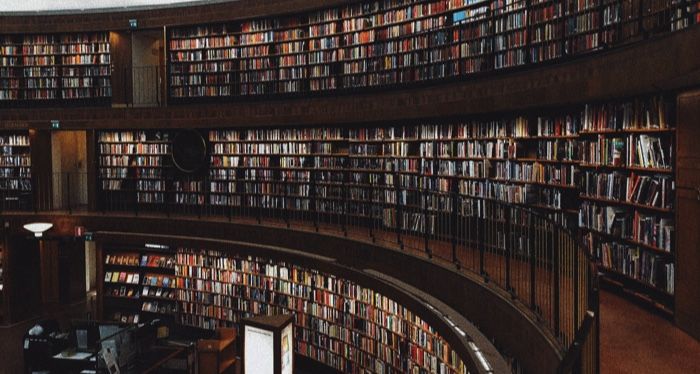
xmin=23 ymin=223 xmax=54 ymax=238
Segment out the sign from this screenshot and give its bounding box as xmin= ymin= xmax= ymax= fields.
xmin=74 ymin=226 xmax=85 ymax=237
xmin=280 ymin=324 xmax=293 ymax=374
xmin=244 ymin=325 xmax=274 ymax=374
xmin=129 ymin=19 xmax=138 ymax=29
xmin=51 ymin=120 xmax=60 ymax=129
xmin=84 ymin=232 xmax=94 ymax=241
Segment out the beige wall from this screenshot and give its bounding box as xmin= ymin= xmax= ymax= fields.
xmin=51 ymin=131 xmax=88 ymax=208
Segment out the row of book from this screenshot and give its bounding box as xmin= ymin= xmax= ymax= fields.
xmin=0 ymin=169 xmax=31 ymax=178
xmin=174 ymin=248 xmax=469 ymax=373
xmin=579 ymin=135 xmax=671 ymax=169
xmin=98 ymin=131 xmax=170 ymax=143
xmin=0 ymin=135 xmax=29 ymax=146
xmin=165 ymin=0 xmax=686 ymax=98
xmin=99 ymin=143 xmax=170 ymax=155
xmin=581 ymin=172 xmax=674 ymax=209
xmin=0 ymin=155 xmax=30 ymax=166
xmin=578 ymin=202 xmax=674 ymax=252
xmin=585 ymin=233 xmax=675 ymax=294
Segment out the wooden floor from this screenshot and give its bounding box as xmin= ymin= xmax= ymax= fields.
xmin=600 ymin=291 xmax=700 ymax=374
xmin=1 ymin=291 xmax=699 ymax=373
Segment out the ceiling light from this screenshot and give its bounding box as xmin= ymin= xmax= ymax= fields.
xmin=23 ymin=222 xmax=53 ymax=238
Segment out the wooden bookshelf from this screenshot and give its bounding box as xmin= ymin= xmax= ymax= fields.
xmin=0 ymin=131 xmax=31 ymax=209
xmin=59 ymin=33 xmax=112 ymax=100
xmin=0 ymin=32 xmax=111 ymax=103
xmin=100 ymin=246 xmax=176 ymax=324
xmin=577 ymin=97 xmax=676 ymax=299
xmin=168 ymin=24 xmax=239 ymax=99
xmin=97 ymin=130 xmax=172 ymax=210
xmin=175 ymin=248 xmax=471 ymax=373
xmin=0 ymin=35 xmax=21 ymax=101
xmin=96 ymin=95 xmax=676 ymax=310
xmin=162 ymin=0 xmax=697 ymax=101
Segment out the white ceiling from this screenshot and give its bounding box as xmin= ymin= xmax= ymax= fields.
xmin=0 ymin=0 xmax=231 ymax=13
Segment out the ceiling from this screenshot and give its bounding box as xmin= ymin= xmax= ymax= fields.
xmin=0 ymin=0 xmax=233 ymax=14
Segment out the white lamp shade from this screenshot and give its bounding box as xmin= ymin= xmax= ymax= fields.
xmin=23 ymin=223 xmax=54 ymax=237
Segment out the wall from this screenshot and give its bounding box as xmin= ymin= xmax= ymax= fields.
xmin=676 ymin=91 xmax=700 ymax=341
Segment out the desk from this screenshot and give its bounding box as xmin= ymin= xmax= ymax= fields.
xmin=51 ymin=350 xmax=97 ymax=374
xmin=133 ymin=345 xmax=186 ymax=374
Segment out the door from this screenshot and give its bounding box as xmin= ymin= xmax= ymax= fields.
xmin=51 ymin=131 xmax=88 ymax=210
xmin=131 ymin=29 xmax=164 ymax=107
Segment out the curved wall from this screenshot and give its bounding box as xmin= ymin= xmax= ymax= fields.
xmin=3 ymin=212 xmax=560 ymax=373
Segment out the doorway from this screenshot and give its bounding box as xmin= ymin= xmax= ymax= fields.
xmin=131 ymin=29 xmax=164 ymax=107
xmin=51 ymin=131 xmax=88 ymax=210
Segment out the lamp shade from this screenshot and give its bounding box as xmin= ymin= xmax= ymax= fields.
xmin=23 ymin=222 xmax=53 ymax=237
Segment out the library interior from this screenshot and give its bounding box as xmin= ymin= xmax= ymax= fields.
xmin=0 ymin=0 xmax=699 ymax=373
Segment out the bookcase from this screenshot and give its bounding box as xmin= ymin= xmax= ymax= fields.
xmin=97 ymin=130 xmax=172 ymax=211
xmin=96 ymin=95 xmax=676 ymax=311
xmin=0 ymin=36 xmax=21 ymax=101
xmin=0 ymin=32 xmax=111 ymax=103
xmin=168 ymin=24 xmax=239 ymax=99
xmin=577 ymin=98 xmax=676 ymax=306
xmin=175 ymin=248 xmax=470 ymax=373
xmin=308 ymin=8 xmax=341 ymax=91
xmin=164 ymin=0 xmax=699 ymax=101
xmin=101 ymin=246 xmax=176 ymax=324
xmin=0 ymin=131 xmax=31 ymax=209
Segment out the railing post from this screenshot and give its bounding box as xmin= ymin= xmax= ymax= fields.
xmin=423 ymin=189 xmax=431 ymax=258
xmin=574 ymin=243 xmax=580 ymax=331
xmin=311 ymin=170 xmax=319 ymax=232
xmin=530 ymin=215 xmax=537 ymax=312
xmin=395 ymin=165 xmax=403 ymax=249
xmin=369 ymin=182 xmax=374 ymax=240
xmin=284 ymin=176 xmax=290 ymax=229
xmin=505 ymin=205 xmax=512 ymax=293
xmin=67 ymin=173 xmax=72 ymax=214
xmin=553 ymin=222 xmax=561 ymax=340
xmin=479 ymin=199 xmax=486 ymax=280
xmin=451 ymin=189 xmax=459 ymax=268
xmin=343 ymin=171 xmax=348 ymax=236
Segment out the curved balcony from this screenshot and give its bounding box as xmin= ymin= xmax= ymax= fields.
xmin=0 ymin=0 xmax=698 ymax=112
xmin=2 ymin=171 xmax=599 ymax=374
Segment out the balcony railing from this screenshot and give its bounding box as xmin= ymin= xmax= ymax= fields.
xmin=1 ymin=171 xmax=599 ymax=373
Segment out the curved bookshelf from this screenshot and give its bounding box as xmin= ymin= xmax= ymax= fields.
xmin=162 ymin=0 xmax=699 ymax=102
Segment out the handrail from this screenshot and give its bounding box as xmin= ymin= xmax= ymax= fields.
xmin=557 ymin=311 xmax=597 ymax=374
xmin=1 ymin=171 xmax=600 ymax=373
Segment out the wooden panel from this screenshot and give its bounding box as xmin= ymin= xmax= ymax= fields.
xmin=30 ymin=130 xmax=53 ymax=210
xmin=40 ymin=240 xmax=60 ymax=305
xmin=6 ymin=234 xmax=41 ymax=323
xmin=675 ymin=91 xmax=700 ymax=341
xmin=86 ymin=130 xmax=98 ymax=210
xmin=58 ymin=239 xmax=86 ymax=304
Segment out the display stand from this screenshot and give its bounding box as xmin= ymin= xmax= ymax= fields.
xmin=242 ymin=314 xmax=293 ymax=374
